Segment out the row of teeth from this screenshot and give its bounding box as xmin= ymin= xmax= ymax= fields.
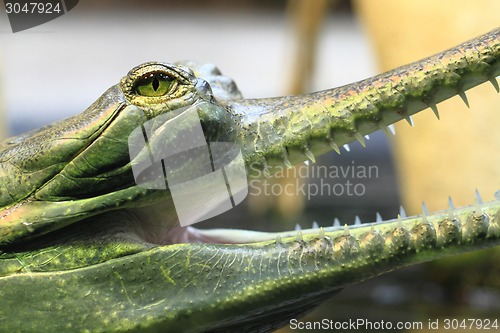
xmin=292 ymin=189 xmax=486 ymax=234
xmin=257 ymin=76 xmax=499 ymax=243
xmin=261 ymin=77 xmax=500 ymax=175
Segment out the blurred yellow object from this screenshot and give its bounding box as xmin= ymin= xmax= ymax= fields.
xmin=354 ymin=0 xmax=500 ymax=213
xmin=248 ymin=0 xmax=331 ymax=220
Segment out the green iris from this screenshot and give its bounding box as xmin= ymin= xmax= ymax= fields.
xmin=135 ymin=72 xmax=175 ymax=97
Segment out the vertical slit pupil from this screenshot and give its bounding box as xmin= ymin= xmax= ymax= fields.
xmin=152 ymin=76 xmax=160 ymax=91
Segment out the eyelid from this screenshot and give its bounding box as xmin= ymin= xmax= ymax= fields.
xmin=145 ymin=72 xmax=172 ymax=80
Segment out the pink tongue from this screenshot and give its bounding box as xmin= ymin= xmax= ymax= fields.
xmin=162 ymin=225 xmax=231 ymax=244
xmin=163 ymin=225 xmax=298 ymax=245
xmin=165 ymin=223 xmax=352 ymax=245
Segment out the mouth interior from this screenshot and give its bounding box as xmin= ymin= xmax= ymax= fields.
xmin=157 ymin=218 xmax=390 ymax=245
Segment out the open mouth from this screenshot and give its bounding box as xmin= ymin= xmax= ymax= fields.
xmin=113 ymin=186 xmax=491 ymax=247
xmin=121 ymin=204 xmax=340 ymax=246
xmin=162 ymin=223 xmax=336 ymax=245
xmin=110 ymin=192 xmax=369 ymax=246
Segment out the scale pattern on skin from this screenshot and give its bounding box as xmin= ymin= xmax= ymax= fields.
xmin=0 ymin=28 xmax=499 ymax=333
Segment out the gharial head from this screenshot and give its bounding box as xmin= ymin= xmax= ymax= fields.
xmin=0 ymin=61 xmax=241 ymax=247
xmin=0 ymin=28 xmax=499 ymax=333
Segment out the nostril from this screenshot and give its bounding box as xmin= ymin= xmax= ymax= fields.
xmin=196 ymin=79 xmax=213 ymax=96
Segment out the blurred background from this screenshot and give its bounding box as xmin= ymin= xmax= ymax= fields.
xmin=0 ymin=0 xmax=499 ymax=332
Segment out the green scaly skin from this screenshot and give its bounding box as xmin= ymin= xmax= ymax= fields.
xmin=0 ymin=29 xmax=499 ymax=332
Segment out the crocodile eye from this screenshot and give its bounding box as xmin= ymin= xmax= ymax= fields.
xmin=134 ymin=72 xmax=177 ymax=97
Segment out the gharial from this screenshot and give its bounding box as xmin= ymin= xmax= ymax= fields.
xmin=0 ymin=28 xmax=499 ymax=333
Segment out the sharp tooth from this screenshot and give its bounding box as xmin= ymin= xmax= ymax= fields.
xmin=474 ymin=189 xmax=483 ymax=217
xmin=428 ymin=103 xmax=440 ymax=120
xmin=448 ymin=196 xmax=455 ymax=209
xmin=354 ymin=132 xmax=366 ymax=147
xmin=304 ymin=160 xmax=310 ymax=166
xmin=399 ymin=205 xmax=407 ymax=219
xmin=318 ymin=227 xmax=325 ymax=238
xmin=312 ymin=221 xmax=319 ymax=229
xmin=380 ymin=124 xmax=391 ymax=137
xmin=304 ymin=149 xmax=316 ymax=163
xmin=296 ymin=231 xmax=303 ymax=241
xmin=295 ymin=223 xmax=302 ymax=231
xmin=388 ymin=124 xmax=396 ymax=135
xmin=354 ymin=216 xmax=361 ymax=225
xmin=333 ymin=218 xmax=341 ymax=227
xmin=476 ymin=188 xmax=483 ymax=205
xmin=364 ymin=135 xmax=370 ymax=141
xmin=475 ymin=189 xmax=483 ymax=205
xmin=283 ymin=156 xmax=293 ymax=169
xmin=397 ymin=214 xmax=403 ymax=228
xmin=343 ymin=144 xmax=350 ymax=152
xmin=458 ymin=90 xmax=470 ymax=108
xmin=329 ymin=141 xmax=341 ymax=154
xmin=489 ymin=77 xmax=500 ymax=93
xmin=405 ymin=115 xmax=414 ymax=126
xmin=448 ymin=196 xmax=456 ymax=220
xmin=422 ymin=201 xmax=429 ymax=223
xmin=262 ymin=158 xmax=271 ymax=177
xmin=343 ymin=224 xmax=350 ymax=236
xmin=376 ymin=212 xmax=383 ymax=222
xmin=275 ymin=235 xmax=282 ymax=244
